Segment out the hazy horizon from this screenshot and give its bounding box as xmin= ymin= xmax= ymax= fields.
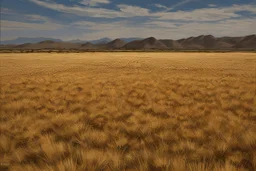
xmin=2 ymin=34 xmax=256 ymax=42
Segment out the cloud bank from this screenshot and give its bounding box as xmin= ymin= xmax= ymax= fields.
xmin=1 ymin=0 xmax=256 ymax=40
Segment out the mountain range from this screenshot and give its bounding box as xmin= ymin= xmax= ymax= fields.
xmin=1 ymin=37 xmax=141 ymax=45
xmin=1 ymin=35 xmax=255 ymax=50
xmin=1 ymin=37 xmax=63 ymax=45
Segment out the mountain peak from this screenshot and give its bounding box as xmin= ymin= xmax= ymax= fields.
xmin=107 ymin=39 xmax=126 ymax=48
xmin=144 ymin=37 xmax=157 ymax=45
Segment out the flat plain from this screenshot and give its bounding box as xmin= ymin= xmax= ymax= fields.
xmin=0 ymin=52 xmax=255 ymax=171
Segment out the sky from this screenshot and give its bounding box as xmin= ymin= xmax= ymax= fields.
xmin=1 ymin=0 xmax=256 ymax=41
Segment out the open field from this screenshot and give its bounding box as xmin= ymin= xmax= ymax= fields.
xmin=0 ymin=52 xmax=255 ymax=171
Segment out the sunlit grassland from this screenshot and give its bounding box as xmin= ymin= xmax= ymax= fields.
xmin=0 ymin=52 xmax=255 ymax=171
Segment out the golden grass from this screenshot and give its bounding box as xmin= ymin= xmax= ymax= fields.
xmin=0 ymin=52 xmax=255 ymax=171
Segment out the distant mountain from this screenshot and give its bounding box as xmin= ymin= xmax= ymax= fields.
xmin=69 ymin=38 xmax=140 ymax=44
xmin=15 ymin=41 xmax=81 ymax=49
xmin=1 ymin=37 xmax=63 ymax=45
xmin=177 ymin=35 xmax=217 ymax=49
xmin=122 ymin=37 xmax=168 ymax=50
xmin=159 ymin=39 xmax=182 ymax=49
xmin=68 ymin=38 xmax=112 ymax=44
xmin=67 ymin=39 xmax=87 ymax=44
xmin=81 ymin=42 xmax=97 ymax=49
xmin=216 ymin=36 xmax=244 ymax=45
xmin=175 ymin=35 xmax=247 ymax=49
xmin=80 ymin=39 xmax=126 ymax=49
xmin=118 ymin=37 xmax=142 ymax=43
xmin=1 ymin=37 xmax=113 ymax=45
xmin=107 ymin=39 xmax=127 ymax=49
xmin=90 ymin=37 xmax=112 ymax=44
xmin=1 ymin=35 xmax=255 ymax=50
xmin=232 ymin=34 xmax=256 ymax=49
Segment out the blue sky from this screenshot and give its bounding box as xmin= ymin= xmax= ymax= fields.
xmin=1 ymin=0 xmax=256 ymax=41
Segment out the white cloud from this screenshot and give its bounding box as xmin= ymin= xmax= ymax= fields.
xmin=1 ymin=20 xmax=63 ymax=31
xmin=27 ymin=0 xmax=256 ymax=22
xmin=143 ymin=21 xmax=178 ymax=29
xmin=154 ymin=9 xmax=238 ymax=21
xmin=79 ymin=0 xmax=110 ymax=6
xmin=28 ymin=0 xmax=121 ymax=18
xmin=71 ymin=17 xmax=256 ymax=40
xmin=24 ymin=14 xmax=49 ymax=22
xmin=3 ymin=1 xmax=256 ymax=40
xmin=226 ymin=4 xmax=256 ymax=13
xmin=72 ymin=20 xmax=130 ymax=31
xmin=28 ymin=0 xmax=152 ymax=18
xmin=170 ymin=0 xmax=199 ymax=10
xmin=72 ymin=21 xmax=98 ymax=27
xmin=154 ymin=4 xmax=169 ymax=9
xmin=154 ymin=5 xmax=256 ymax=21
xmin=1 ymin=7 xmax=51 ymax=22
xmin=154 ymin=0 xmax=198 ymax=12
xmin=2 ymin=17 xmax=256 ymax=41
xmin=117 ymin=4 xmax=150 ymax=16
xmin=208 ymin=4 xmax=217 ymax=7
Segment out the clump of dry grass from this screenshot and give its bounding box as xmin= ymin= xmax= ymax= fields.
xmin=0 ymin=52 xmax=255 ymax=171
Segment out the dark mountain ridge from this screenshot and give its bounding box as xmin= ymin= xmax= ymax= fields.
xmin=1 ymin=35 xmax=255 ymax=50
xmin=122 ymin=37 xmax=168 ymax=50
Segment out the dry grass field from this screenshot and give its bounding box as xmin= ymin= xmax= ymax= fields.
xmin=0 ymin=52 xmax=255 ymax=171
